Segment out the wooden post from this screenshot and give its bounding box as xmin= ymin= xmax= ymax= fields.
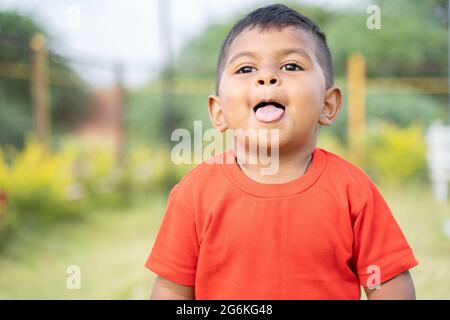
xmin=30 ymin=33 xmax=51 ymax=149
xmin=347 ymin=53 xmax=366 ymax=163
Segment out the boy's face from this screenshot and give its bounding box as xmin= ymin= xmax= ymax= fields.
xmin=209 ymin=26 xmax=342 ymax=152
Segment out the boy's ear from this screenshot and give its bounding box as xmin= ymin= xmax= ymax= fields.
xmin=208 ymin=95 xmax=227 ymax=133
xmin=319 ymin=85 xmax=343 ymax=126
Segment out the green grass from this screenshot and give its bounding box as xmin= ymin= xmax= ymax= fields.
xmin=0 ymin=184 xmax=449 ymax=299
xmin=382 ymin=184 xmax=450 ymax=299
xmin=0 ymin=193 xmax=166 ymax=299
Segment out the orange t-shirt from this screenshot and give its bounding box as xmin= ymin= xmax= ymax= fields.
xmin=145 ymin=148 xmax=418 ymax=299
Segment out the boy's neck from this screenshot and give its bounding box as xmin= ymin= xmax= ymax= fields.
xmin=236 ymin=146 xmax=315 ymax=184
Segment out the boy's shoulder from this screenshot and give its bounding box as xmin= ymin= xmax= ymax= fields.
xmin=170 ymin=148 xmax=380 ymax=214
xmin=174 ymin=148 xmax=376 ymax=191
xmin=319 ymin=148 xmax=382 ymax=213
xmin=320 ymin=148 xmax=373 ymax=184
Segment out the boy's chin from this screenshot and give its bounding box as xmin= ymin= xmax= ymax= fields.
xmin=254 ymin=137 xmax=295 ymax=153
xmin=266 ymin=134 xmax=311 ymax=152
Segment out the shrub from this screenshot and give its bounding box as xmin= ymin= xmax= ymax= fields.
xmin=319 ymin=122 xmax=427 ymax=185
xmin=0 ymin=137 xmax=85 ymax=225
xmin=365 ymin=122 xmax=427 ymax=184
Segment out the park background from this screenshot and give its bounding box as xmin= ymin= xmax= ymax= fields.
xmin=0 ymin=0 xmax=449 ymax=299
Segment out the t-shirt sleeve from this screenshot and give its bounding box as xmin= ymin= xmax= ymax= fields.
xmin=145 ymin=184 xmax=199 ymax=286
xmin=352 ymin=180 xmax=419 ymax=288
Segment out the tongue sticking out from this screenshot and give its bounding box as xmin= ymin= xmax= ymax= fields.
xmin=255 ymin=104 xmax=285 ymax=123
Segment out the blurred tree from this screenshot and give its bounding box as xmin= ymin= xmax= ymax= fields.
xmin=0 ymin=11 xmax=88 ymax=149
xmin=129 ymin=1 xmax=448 ymax=145
xmin=326 ymin=0 xmax=448 ymax=78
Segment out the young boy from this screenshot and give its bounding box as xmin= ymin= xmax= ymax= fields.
xmin=146 ymin=4 xmax=418 ymax=300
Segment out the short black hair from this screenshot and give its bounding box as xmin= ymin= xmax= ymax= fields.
xmin=215 ymin=3 xmax=333 ymax=95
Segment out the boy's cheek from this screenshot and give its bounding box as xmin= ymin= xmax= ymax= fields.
xmin=221 ymin=94 xmax=253 ymax=115
xmin=221 ymin=108 xmax=250 ymax=128
xmin=287 ymin=80 xmax=324 ymax=100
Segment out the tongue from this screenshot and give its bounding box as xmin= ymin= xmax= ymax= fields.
xmin=255 ymin=104 xmax=285 ymax=123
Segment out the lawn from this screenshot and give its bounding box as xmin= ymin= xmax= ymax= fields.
xmin=0 ymin=184 xmax=449 ymax=299
xmin=0 ymin=193 xmax=166 ymax=299
xmin=383 ymin=184 xmax=450 ymax=299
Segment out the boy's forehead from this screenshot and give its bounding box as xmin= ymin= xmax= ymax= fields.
xmin=225 ymin=26 xmax=319 ymax=65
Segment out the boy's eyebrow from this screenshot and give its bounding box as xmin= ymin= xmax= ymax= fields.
xmin=227 ymin=47 xmax=313 ymax=66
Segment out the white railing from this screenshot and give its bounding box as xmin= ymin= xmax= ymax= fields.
xmin=426 ymin=122 xmax=450 ymax=203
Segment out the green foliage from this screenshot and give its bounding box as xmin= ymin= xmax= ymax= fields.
xmin=366 ymin=94 xmax=445 ymax=128
xmin=173 ymin=23 xmax=231 ymax=79
xmin=320 ymin=122 xmax=427 ymax=184
xmin=365 ymin=123 xmax=427 ymax=184
xmin=0 ymin=138 xmax=84 ymax=223
xmin=0 ymin=136 xmax=195 ymax=241
xmin=0 ymin=96 xmax=33 ymax=147
xmin=323 ymin=0 xmax=448 ymax=78
xmin=0 ymin=11 xmax=89 ymax=148
xmin=126 ymin=91 xmax=211 ymax=147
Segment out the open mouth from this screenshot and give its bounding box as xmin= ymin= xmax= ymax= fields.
xmin=253 ymin=101 xmax=286 ymax=123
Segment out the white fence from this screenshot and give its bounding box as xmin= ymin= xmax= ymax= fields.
xmin=426 ymin=122 xmax=450 ymax=203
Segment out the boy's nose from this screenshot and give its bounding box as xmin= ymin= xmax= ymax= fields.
xmin=256 ymin=71 xmax=280 ymax=86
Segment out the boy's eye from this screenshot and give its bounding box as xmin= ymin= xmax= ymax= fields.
xmin=281 ymin=63 xmax=302 ymax=71
xmin=236 ymin=66 xmax=256 ymax=74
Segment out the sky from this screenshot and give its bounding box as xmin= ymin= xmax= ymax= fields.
xmin=0 ymin=0 xmax=357 ymax=88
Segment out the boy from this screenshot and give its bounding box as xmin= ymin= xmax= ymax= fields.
xmin=146 ymin=4 xmax=418 ymax=299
